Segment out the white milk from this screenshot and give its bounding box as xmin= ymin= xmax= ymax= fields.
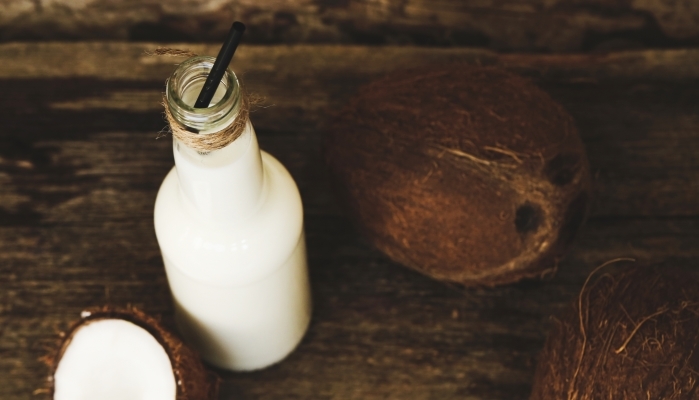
xmin=154 ymin=57 xmax=311 ymax=371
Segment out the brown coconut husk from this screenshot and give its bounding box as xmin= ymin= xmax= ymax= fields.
xmin=531 ymin=261 xmax=699 ymax=399
xmin=43 ymin=306 xmax=219 ymax=400
xmin=323 ymin=65 xmax=591 ymax=287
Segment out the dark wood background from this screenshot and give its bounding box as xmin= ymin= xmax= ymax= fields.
xmin=2 ymin=1 xmax=699 ymax=52
xmin=1 ymin=42 xmax=698 ymax=399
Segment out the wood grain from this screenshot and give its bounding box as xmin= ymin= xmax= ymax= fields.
xmin=1 ymin=1 xmax=699 ymax=52
xmin=1 ymin=43 xmax=699 ymax=399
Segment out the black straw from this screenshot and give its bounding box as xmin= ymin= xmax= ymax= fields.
xmin=194 ymin=21 xmax=246 ymax=109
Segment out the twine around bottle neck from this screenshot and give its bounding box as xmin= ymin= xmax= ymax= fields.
xmin=162 ymin=93 xmax=250 ymax=152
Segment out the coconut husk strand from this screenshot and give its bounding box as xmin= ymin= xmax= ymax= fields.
xmin=531 ymin=261 xmax=699 ymax=400
xmin=44 ymin=307 xmax=218 ymax=400
xmin=323 ymin=65 xmax=591 ymax=287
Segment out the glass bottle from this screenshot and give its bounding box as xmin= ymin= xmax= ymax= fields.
xmin=154 ymin=56 xmax=311 ymax=371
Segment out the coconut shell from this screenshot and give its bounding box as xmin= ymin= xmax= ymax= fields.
xmin=531 ymin=263 xmax=699 ymax=399
xmin=323 ymin=65 xmax=591 ymax=286
xmin=45 ymin=307 xmax=218 ymax=400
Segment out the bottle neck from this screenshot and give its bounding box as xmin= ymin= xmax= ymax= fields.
xmin=165 ymin=56 xmax=263 ymax=223
xmin=173 ymin=121 xmax=265 ymax=223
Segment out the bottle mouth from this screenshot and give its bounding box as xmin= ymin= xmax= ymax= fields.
xmin=166 ymin=56 xmax=241 ymax=132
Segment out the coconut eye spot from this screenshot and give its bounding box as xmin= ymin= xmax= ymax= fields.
xmin=515 ymin=204 xmax=541 ymax=234
xmin=544 ymin=153 xmax=580 ymax=186
xmin=53 ymin=319 xmax=177 ymax=400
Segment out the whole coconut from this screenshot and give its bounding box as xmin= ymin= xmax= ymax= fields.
xmin=531 ymin=262 xmax=699 ymax=399
xmin=323 ymin=66 xmax=590 ymax=286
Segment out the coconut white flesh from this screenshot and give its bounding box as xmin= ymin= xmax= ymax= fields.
xmin=53 ymin=319 xmax=177 ymax=400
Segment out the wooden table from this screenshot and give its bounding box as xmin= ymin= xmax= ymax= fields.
xmin=1 ymin=43 xmax=698 ymax=399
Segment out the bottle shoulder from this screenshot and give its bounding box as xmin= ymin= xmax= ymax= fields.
xmin=154 ymin=151 xmax=304 ymax=285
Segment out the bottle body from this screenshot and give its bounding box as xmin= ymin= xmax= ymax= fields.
xmin=154 ymin=122 xmax=311 ymax=371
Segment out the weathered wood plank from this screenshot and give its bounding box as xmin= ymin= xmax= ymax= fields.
xmin=1 ymin=44 xmax=698 ymax=217
xmin=1 ymin=44 xmax=699 ymax=399
xmin=1 ymin=1 xmax=699 ymax=52
xmin=3 ymin=218 xmax=698 ymax=399
xmin=3 ymin=43 xmax=699 ymax=81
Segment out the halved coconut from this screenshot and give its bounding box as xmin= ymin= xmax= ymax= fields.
xmin=46 ymin=307 xmax=218 ymax=400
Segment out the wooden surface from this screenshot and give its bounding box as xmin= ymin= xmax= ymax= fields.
xmin=1 ymin=43 xmax=699 ymax=399
xmin=2 ymin=1 xmax=699 ymax=52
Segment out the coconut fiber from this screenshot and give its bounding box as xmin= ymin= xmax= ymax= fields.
xmin=531 ymin=263 xmax=699 ymax=400
xmin=323 ymin=65 xmax=591 ymax=286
